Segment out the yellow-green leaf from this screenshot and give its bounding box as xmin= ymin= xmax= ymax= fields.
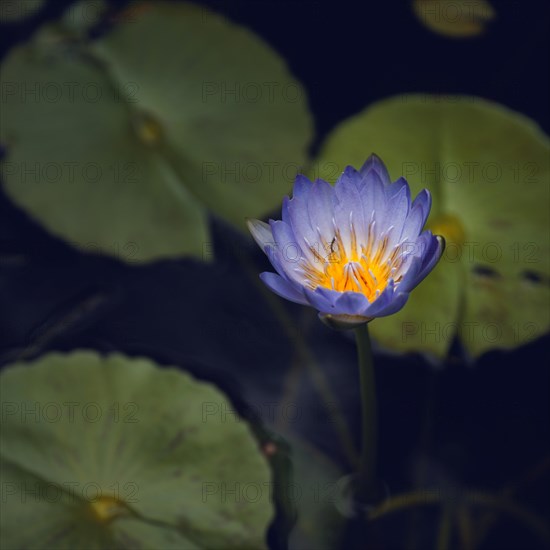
xmin=0 ymin=1 xmax=313 ymax=262
xmin=0 ymin=351 xmax=274 ymax=549
xmin=312 ymin=96 xmax=550 ymax=358
xmin=413 ymin=0 xmax=495 ymax=38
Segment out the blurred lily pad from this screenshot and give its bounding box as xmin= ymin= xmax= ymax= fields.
xmin=413 ymin=0 xmax=495 ymax=37
xmin=311 ymin=96 xmax=550 ymax=358
xmin=284 ymin=435 xmax=346 ymax=550
xmin=0 ymin=1 xmax=312 ymax=262
xmin=0 ymin=350 xmax=274 ymax=549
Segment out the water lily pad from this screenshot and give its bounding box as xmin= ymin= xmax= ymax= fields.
xmin=413 ymin=0 xmax=495 ymax=38
xmin=0 ymin=1 xmax=312 ymax=262
xmin=311 ymin=96 xmax=550 ymax=358
xmin=0 ymin=351 xmax=274 ymax=549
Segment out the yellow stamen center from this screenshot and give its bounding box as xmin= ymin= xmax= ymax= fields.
xmin=302 ymin=225 xmax=403 ymax=301
xmin=133 ymin=110 xmax=163 ymax=146
xmin=90 ymin=496 xmax=128 ymax=522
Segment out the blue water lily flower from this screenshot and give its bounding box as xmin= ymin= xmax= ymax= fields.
xmin=247 ymin=155 xmax=444 ymax=328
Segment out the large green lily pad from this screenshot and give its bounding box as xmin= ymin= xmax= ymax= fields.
xmin=0 ymin=1 xmax=312 ymax=262
xmin=312 ymin=96 xmax=550 ymax=358
xmin=0 ymin=351 xmax=274 ymax=549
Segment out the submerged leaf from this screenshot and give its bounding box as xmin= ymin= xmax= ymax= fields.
xmin=312 ymin=96 xmax=549 ymax=358
xmin=284 ymin=435 xmax=346 ymax=550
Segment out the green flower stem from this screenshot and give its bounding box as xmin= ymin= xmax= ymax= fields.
xmin=226 ymin=233 xmax=360 ymax=469
xmin=354 ymin=322 xmax=378 ymax=500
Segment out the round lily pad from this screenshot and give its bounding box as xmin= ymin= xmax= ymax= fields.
xmin=0 ymin=351 xmax=274 ymax=549
xmin=0 ymin=1 xmax=312 ymax=262
xmin=311 ymin=96 xmax=549 ymax=358
xmin=412 ymin=0 xmax=495 ymax=38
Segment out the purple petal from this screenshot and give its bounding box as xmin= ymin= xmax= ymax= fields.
xmin=333 ymin=292 xmax=370 ymax=315
xmin=411 ymin=189 xmax=432 ymax=228
xmin=305 ymin=287 xmax=370 ymax=316
xmin=293 ymin=174 xmax=313 ymax=199
xmin=282 ymin=195 xmax=319 ymax=264
xmin=385 ymin=176 xmax=409 ymax=200
xmin=415 ymin=233 xmax=445 ymax=284
xmin=399 ymin=201 xmax=426 ymax=243
xmin=334 ymin=169 xmax=366 ymax=254
xmin=394 ymin=255 xmax=423 ymax=293
xmin=393 ymin=231 xmax=443 ymax=294
xmin=304 ymin=286 xmax=339 ymax=313
xmin=247 ymin=219 xmax=274 ymax=253
xmin=268 ymin=220 xmax=305 ymax=282
xmin=270 ymin=219 xmax=296 ymax=248
xmin=359 ymin=153 xmax=391 ymax=185
xmin=335 ymin=165 xmax=361 ymax=189
xmin=363 ymin=280 xmax=409 ymax=317
xmin=367 ymin=291 xmax=410 ymax=317
xmin=259 ymin=272 xmax=308 ymax=305
xmin=359 ymin=170 xmax=388 ymax=241
xmin=307 ymin=178 xmax=336 ymax=243
xmin=383 ymin=184 xmax=411 ymax=253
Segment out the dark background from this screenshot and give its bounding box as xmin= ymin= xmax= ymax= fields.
xmin=1 ymin=1 xmax=549 ymax=549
